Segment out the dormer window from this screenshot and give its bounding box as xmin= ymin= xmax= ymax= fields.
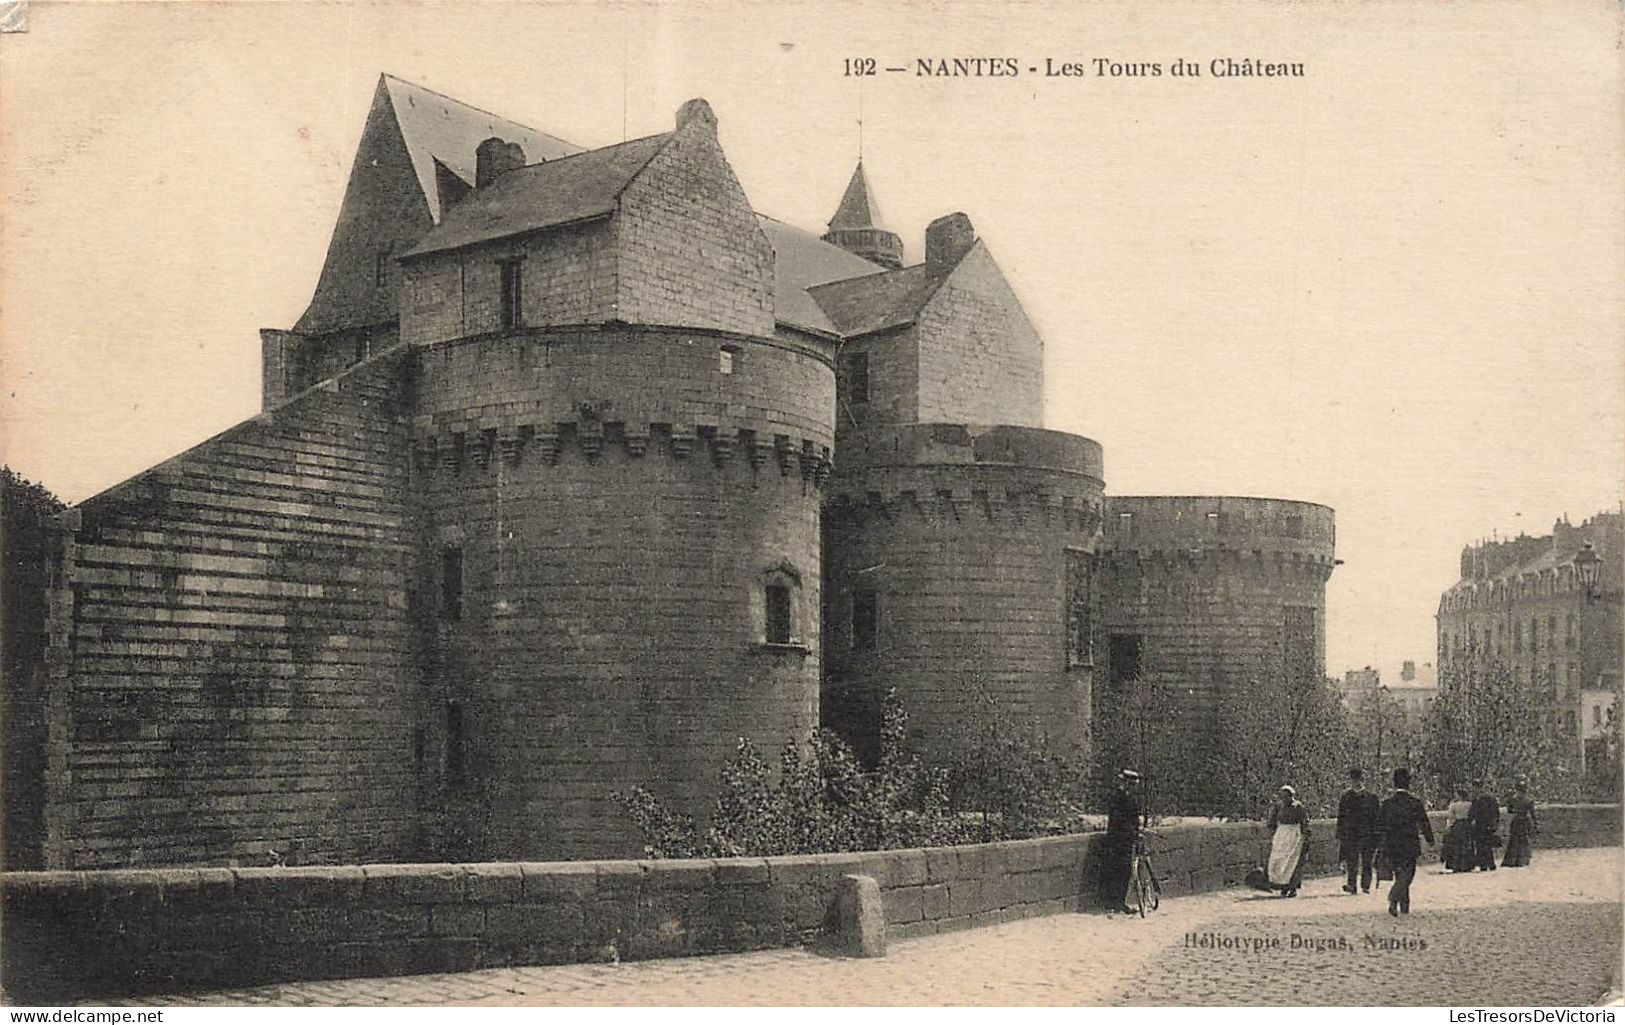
xmin=499 ymin=259 xmax=524 ymax=330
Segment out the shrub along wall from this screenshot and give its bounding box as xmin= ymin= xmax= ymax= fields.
xmin=2 ymin=804 xmax=1617 ymax=1000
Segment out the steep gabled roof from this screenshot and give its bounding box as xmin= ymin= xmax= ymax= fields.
xmin=403 ymin=133 xmax=672 ymax=258
xmin=756 ymin=216 xmax=885 ymax=336
xmin=807 ymin=262 xmax=952 ymax=337
xmin=382 ymin=75 xmax=583 ymax=222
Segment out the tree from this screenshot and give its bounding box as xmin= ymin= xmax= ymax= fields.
xmin=1 ymin=465 xmax=66 ymax=672
xmin=1421 ymin=660 xmax=1572 ymax=801
xmin=1206 ymin=659 xmax=1352 ymax=819
xmin=1 ymin=467 xmax=66 ymax=870
xmin=1089 ymin=672 xmax=1191 ymax=818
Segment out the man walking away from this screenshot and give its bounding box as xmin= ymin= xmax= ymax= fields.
xmin=1377 ymin=767 xmax=1435 ymax=917
xmin=1469 ymin=779 xmax=1501 ymax=872
xmin=1337 ymin=768 xmax=1381 ymax=894
xmin=1100 ymin=769 xmax=1143 ymax=913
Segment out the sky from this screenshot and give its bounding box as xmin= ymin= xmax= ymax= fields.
xmin=2 ymin=0 xmax=1621 ymax=677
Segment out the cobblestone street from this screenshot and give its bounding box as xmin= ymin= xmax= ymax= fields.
xmin=122 ymin=847 xmax=1620 ymax=1007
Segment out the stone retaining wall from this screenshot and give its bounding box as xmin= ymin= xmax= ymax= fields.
xmin=3 ymin=804 xmax=1616 ymax=1000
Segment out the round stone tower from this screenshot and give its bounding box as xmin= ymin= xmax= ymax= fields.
xmin=822 ymin=423 xmax=1105 ymax=761
xmin=410 ymin=326 xmax=832 ymax=859
xmin=1096 ymin=496 xmax=1337 ymax=795
xmin=399 ymin=99 xmax=833 ymax=860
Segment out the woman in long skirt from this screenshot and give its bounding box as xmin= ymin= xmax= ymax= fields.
xmin=1266 ymin=785 xmax=1310 ymax=897
xmin=1502 ymin=778 xmax=1537 ymax=867
xmin=1444 ymin=784 xmax=1474 ymax=872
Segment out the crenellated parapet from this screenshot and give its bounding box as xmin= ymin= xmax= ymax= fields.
xmin=411 ymin=417 xmax=832 ymax=484
xmin=829 ymin=423 xmax=1104 ymax=528
xmin=1099 ymin=544 xmax=1337 ymax=585
xmin=825 ymin=486 xmax=1099 ymax=532
xmin=1104 ymin=495 xmax=1335 ymax=571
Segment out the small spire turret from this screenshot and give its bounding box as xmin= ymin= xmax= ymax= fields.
xmin=822 ymin=162 xmax=904 ymax=269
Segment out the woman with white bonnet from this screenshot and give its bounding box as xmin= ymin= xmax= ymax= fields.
xmin=1265 ymin=784 xmax=1311 ymax=896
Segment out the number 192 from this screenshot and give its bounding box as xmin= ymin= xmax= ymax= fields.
xmin=844 ymin=58 xmax=876 ymax=76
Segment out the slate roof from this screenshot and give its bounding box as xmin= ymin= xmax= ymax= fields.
xmin=827 ymin=162 xmax=886 ymax=231
xmin=807 ymin=261 xmax=954 ymax=338
xmin=756 ymin=216 xmax=885 ymax=336
xmin=383 ymin=75 xmax=583 ymax=223
xmin=403 ymin=133 xmax=672 ymax=258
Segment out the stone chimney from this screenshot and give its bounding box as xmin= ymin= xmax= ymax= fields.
xmin=676 ymin=98 xmax=717 ymax=133
xmin=925 ymin=213 xmax=976 ymax=268
xmin=475 ymin=138 xmax=526 ymax=189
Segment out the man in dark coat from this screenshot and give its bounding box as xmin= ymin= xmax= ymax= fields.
xmin=1099 ymin=769 xmax=1143 ymax=913
xmin=1377 ymin=766 xmax=1435 ymax=916
xmin=1337 ymin=767 xmax=1382 ymax=894
xmin=1469 ymin=778 xmax=1501 ymax=871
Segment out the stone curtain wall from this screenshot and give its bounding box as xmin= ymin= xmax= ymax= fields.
xmin=3 ymin=805 xmax=1617 ymax=1000
xmin=46 ymin=352 xmax=419 ymax=870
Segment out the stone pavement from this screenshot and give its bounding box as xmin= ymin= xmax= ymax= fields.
xmin=118 ymin=847 xmax=1621 ymax=1007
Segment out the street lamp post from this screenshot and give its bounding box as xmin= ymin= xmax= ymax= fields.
xmin=1574 ymin=542 xmax=1602 ymax=601
xmin=1571 ymin=542 xmax=1602 ymax=778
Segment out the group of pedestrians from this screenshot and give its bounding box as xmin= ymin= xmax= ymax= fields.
xmin=1442 ymin=778 xmax=1539 ymax=871
xmin=1101 ymin=766 xmax=1541 ymax=919
xmin=1332 ymin=767 xmax=1436 ymax=916
xmin=1260 ymin=767 xmax=1433 ymax=915
xmin=1268 ymin=767 xmax=1541 ymax=917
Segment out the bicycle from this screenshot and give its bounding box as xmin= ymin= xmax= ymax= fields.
xmin=1130 ymin=828 xmax=1163 ymax=916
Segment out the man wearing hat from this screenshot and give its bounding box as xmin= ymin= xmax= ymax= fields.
xmin=1468 ymin=778 xmax=1501 ymax=871
xmin=1336 ymin=767 xmax=1382 ymax=894
xmin=1377 ymin=767 xmax=1435 ymax=916
xmin=1099 ymin=769 xmax=1143 ymax=913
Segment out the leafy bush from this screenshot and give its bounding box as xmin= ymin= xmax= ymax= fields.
xmin=617 ymin=689 xmax=1088 ymax=858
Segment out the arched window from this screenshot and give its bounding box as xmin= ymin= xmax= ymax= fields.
xmin=756 ymin=560 xmax=806 ymax=648
xmin=765 ymin=584 xmax=792 ymax=643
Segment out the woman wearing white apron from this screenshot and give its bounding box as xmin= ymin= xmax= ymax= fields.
xmin=1266 ymin=785 xmax=1310 ymax=897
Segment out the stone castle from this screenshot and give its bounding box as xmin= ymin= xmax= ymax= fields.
xmin=4 ymin=76 xmax=1336 ymax=869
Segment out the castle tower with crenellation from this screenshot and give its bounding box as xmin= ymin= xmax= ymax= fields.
xmin=6 ymin=77 xmax=1337 ymax=869
xmin=816 ymin=174 xmax=1105 ymax=763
